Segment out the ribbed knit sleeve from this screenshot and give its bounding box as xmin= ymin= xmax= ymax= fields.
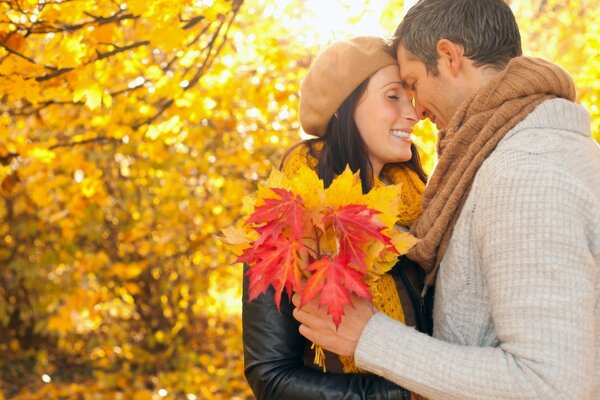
xmin=354 ymin=111 xmax=600 ymax=398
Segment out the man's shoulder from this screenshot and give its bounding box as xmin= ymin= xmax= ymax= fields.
xmin=483 ymin=98 xmax=596 ymax=171
xmin=498 ymin=98 xmax=591 ymax=150
xmin=474 ymin=98 xmax=600 ymax=205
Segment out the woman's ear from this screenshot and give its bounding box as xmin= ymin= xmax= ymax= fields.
xmin=436 ymin=39 xmax=464 ymax=77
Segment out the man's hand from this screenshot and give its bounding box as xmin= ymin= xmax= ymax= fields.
xmin=291 ymin=293 xmax=377 ymax=357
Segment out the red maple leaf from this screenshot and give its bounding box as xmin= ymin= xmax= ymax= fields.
xmin=300 ymin=254 xmax=371 ymax=328
xmin=245 ymin=188 xmax=305 ymax=242
xmin=239 ymin=236 xmax=307 ymax=311
xmin=322 ymin=204 xmax=393 ymax=273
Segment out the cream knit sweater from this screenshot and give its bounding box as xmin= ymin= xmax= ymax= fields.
xmin=355 ymin=99 xmax=600 ymax=399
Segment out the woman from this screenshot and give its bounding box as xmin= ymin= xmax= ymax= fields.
xmin=242 ymin=36 xmax=432 ymax=400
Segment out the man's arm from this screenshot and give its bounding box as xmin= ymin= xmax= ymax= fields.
xmin=295 ymin=160 xmax=598 ymax=399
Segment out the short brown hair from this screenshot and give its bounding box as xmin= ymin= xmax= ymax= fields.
xmin=393 ymin=0 xmax=522 ymax=74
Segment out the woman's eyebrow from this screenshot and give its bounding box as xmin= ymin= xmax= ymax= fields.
xmin=379 ymin=81 xmax=403 ymax=89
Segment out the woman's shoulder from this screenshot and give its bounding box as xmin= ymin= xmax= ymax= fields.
xmin=280 ymin=140 xmax=321 ymax=177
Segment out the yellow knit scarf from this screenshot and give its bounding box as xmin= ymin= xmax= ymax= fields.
xmin=281 ymin=141 xmax=424 ymax=372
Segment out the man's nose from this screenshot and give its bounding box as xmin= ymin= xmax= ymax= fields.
xmin=415 ymin=101 xmax=428 ymax=120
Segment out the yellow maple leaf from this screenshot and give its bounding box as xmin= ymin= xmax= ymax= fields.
xmin=57 ymin=34 xmax=86 ymax=68
xmin=361 ymin=182 xmax=403 ymax=228
xmin=366 ymin=251 xmax=397 ymax=282
xmin=258 ymin=167 xmax=327 ymax=233
xmin=365 ymin=230 xmax=420 ymax=281
xmin=287 ymin=164 xmax=325 ymax=210
xmin=390 ymin=230 xmax=420 ymax=255
xmin=254 ymin=168 xmax=287 ymax=206
xmin=324 ymin=166 xmax=363 ymax=208
xmin=265 ymin=167 xmax=287 ymax=189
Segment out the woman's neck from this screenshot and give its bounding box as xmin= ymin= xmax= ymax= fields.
xmin=371 ymin=161 xmax=383 ymax=180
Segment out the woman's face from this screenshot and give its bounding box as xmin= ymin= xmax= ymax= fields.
xmin=354 ymin=64 xmax=417 ymax=177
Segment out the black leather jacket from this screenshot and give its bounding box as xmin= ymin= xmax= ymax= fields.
xmin=242 ymin=256 xmax=432 ymax=400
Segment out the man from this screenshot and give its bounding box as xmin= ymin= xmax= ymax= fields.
xmin=292 ymin=0 xmax=600 ymax=398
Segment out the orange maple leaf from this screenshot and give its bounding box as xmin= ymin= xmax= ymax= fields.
xmin=300 ymin=254 xmax=371 ymax=328
xmin=322 ymin=204 xmax=394 ymax=273
xmin=245 ymin=187 xmax=305 ymax=242
xmin=240 ymin=235 xmax=307 ymax=311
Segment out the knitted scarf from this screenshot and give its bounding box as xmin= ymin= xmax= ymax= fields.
xmin=408 ymin=57 xmax=577 ymax=287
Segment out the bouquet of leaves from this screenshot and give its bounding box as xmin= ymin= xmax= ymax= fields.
xmin=223 ymin=165 xmax=418 ymax=367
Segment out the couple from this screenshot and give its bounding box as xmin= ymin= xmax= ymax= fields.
xmin=243 ymin=0 xmax=600 ymax=399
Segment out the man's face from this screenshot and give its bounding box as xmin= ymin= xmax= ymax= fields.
xmin=397 ymin=45 xmax=463 ymax=131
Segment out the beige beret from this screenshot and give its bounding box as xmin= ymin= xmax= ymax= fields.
xmin=299 ymin=36 xmax=397 ymax=137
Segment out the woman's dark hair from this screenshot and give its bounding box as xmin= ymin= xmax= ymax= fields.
xmin=282 ymin=77 xmax=427 ymax=193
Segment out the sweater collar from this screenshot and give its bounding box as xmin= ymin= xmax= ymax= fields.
xmin=503 ymin=98 xmax=591 ymax=142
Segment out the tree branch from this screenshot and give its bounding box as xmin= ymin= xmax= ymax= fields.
xmin=132 ymin=1 xmax=244 ymax=131
xmin=36 ymin=39 xmax=151 ymax=81
xmin=35 ymin=67 xmax=74 ymax=82
xmin=182 ymin=15 xmax=205 ymax=30
xmin=0 ymin=41 xmax=36 ymax=64
xmin=30 ymin=11 xmax=138 ymax=34
xmin=97 ymin=40 xmax=150 ymax=60
xmin=49 ymin=136 xmax=121 ymax=150
xmin=2 ymin=83 xmax=145 ymax=116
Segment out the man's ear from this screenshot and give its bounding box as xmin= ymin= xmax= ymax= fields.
xmin=436 ymin=39 xmax=464 ymax=77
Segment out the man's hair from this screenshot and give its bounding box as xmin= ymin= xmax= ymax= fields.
xmin=393 ymin=0 xmax=522 ymax=74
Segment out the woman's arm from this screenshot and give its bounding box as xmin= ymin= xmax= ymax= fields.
xmin=242 ymin=268 xmax=411 ymax=400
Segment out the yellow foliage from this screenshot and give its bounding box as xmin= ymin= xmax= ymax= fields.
xmin=28 ymin=148 xmax=56 ymax=163
xmin=57 ymin=34 xmax=87 ymax=68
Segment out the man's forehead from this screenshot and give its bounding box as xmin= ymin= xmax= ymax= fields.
xmin=396 ymin=45 xmax=411 ymax=62
xmin=396 ymin=46 xmax=421 ymax=79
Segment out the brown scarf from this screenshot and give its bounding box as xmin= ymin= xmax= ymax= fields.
xmin=408 ymin=56 xmax=576 ymax=286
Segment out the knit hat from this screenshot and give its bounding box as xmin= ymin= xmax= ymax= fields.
xmin=299 ymin=36 xmax=397 ymax=137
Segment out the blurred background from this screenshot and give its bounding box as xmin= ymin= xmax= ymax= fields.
xmin=0 ymin=0 xmax=598 ymax=398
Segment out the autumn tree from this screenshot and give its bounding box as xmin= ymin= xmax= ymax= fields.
xmin=0 ymin=0 xmax=263 ymax=397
